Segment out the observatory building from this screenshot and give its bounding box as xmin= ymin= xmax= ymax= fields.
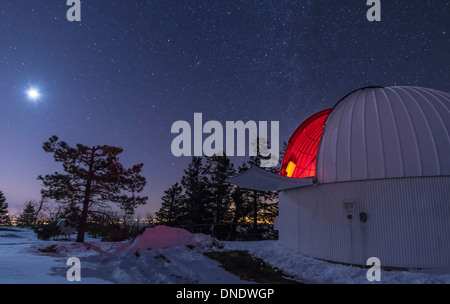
xmin=228 ymin=86 xmax=450 ymax=268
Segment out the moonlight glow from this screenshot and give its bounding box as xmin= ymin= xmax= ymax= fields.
xmin=26 ymin=88 xmax=40 ymax=101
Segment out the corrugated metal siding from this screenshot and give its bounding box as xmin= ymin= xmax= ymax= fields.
xmin=277 ymin=191 xmax=299 ymax=251
xmin=278 ymin=176 xmax=450 ymax=268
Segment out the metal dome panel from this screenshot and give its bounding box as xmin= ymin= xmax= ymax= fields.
xmin=317 ymin=86 xmax=450 ymax=183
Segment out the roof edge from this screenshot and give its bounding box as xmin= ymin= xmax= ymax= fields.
xmin=226 ymin=166 xmax=315 ymax=191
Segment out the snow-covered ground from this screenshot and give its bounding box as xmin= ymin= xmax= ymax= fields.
xmin=223 ymin=241 xmax=450 ymax=284
xmin=1 ymin=226 xmax=449 ymax=284
xmin=0 ymin=226 xmax=247 ymax=284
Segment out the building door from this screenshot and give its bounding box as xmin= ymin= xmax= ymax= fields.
xmin=344 ymin=201 xmax=367 ymax=266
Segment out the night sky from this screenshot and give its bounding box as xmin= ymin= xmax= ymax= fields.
xmin=0 ymin=0 xmax=448 ymax=217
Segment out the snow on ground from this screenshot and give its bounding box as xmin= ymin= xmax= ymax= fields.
xmin=0 ymin=226 xmax=247 ymax=284
xmin=222 ymin=241 xmax=450 ymax=284
xmin=0 ymin=227 xmax=113 ymax=284
xmin=1 ymin=226 xmax=450 ymax=284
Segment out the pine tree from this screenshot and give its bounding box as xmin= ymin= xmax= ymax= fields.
xmin=59 ymin=202 xmax=81 ymax=229
xmin=246 ymin=163 xmax=278 ymax=229
xmin=228 ymin=162 xmax=254 ymax=240
xmin=33 ymin=199 xmax=47 ymax=225
xmin=38 ymin=135 xmax=148 ymax=242
xmin=245 ymin=138 xmax=279 ymax=229
xmin=205 ymin=154 xmax=236 ymax=223
xmin=276 ymin=141 xmax=289 ymax=173
xmin=156 ymin=182 xmax=185 ymax=224
xmin=19 ymin=201 xmax=37 ymax=227
xmin=0 ymin=190 xmax=11 ymax=226
xmin=111 ymin=166 xmax=148 ymax=224
xmin=230 ymin=162 xmax=252 ymax=220
xmin=180 ymin=157 xmax=211 ymax=225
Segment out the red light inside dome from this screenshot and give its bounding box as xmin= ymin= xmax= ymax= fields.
xmin=280 ymin=109 xmax=332 ymax=178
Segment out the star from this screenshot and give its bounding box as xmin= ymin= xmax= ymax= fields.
xmin=26 ymin=87 xmax=40 ymax=101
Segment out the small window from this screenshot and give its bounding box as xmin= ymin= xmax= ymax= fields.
xmin=285 ymin=161 xmax=296 ymax=177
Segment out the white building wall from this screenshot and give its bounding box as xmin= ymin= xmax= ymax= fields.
xmin=276 ymin=176 xmax=450 ymax=269
xmin=277 ymin=191 xmax=299 ymax=251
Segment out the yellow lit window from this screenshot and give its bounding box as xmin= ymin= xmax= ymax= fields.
xmin=285 ymin=161 xmax=296 ymax=177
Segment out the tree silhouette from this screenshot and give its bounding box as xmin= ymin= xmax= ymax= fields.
xmin=205 ymin=154 xmax=236 ymax=223
xmin=180 ymin=157 xmax=211 ymax=225
xmin=156 ymin=182 xmax=185 ymax=225
xmin=38 ymin=136 xmax=148 ymax=242
xmin=19 ymin=201 xmax=37 ymax=227
xmin=0 ymin=190 xmax=11 ymax=226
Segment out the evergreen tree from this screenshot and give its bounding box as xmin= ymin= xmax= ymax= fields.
xmin=33 ymin=199 xmax=47 ymax=225
xmin=205 ymin=154 xmax=236 ymax=223
xmin=156 ymin=182 xmax=185 ymax=224
xmin=59 ymin=202 xmax=81 ymax=229
xmin=111 ymin=166 xmax=148 ymax=225
xmin=228 ymin=162 xmax=254 ymax=239
xmin=38 ymin=135 xmax=148 ymax=242
xmin=245 ymin=138 xmax=279 ymax=229
xmin=230 ymin=162 xmax=252 ymax=220
xmin=0 ymin=190 xmax=11 ymax=226
xmin=180 ymin=157 xmax=211 ymax=225
xmin=245 ymin=164 xmax=278 ymax=228
xmin=276 ymin=141 xmax=289 ymax=173
xmin=19 ymin=201 xmax=37 ymax=227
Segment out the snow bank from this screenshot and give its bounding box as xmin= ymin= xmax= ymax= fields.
xmin=131 ymin=225 xmax=219 ymax=251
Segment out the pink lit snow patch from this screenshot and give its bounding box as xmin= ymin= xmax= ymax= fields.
xmin=132 ymin=225 xmax=217 ymax=250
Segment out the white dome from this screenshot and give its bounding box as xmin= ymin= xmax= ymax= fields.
xmin=317 ymin=86 xmax=450 ymax=184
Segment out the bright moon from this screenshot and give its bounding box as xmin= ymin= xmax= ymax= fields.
xmin=26 ymin=88 xmax=40 ymax=100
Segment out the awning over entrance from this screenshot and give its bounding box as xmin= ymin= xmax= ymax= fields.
xmin=226 ymin=166 xmax=314 ymax=191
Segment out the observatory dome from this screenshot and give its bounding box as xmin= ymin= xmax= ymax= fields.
xmin=316 ymin=86 xmax=450 ymax=183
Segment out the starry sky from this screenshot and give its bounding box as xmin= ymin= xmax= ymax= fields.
xmin=0 ymin=0 xmax=448 ymax=217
